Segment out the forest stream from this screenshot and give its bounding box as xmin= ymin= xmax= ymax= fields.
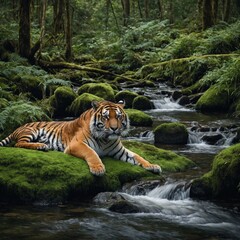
xmin=1 ymin=84 xmax=240 ymax=240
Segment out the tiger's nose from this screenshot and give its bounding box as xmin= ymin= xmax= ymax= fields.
xmin=110 ymin=126 xmax=118 ymax=131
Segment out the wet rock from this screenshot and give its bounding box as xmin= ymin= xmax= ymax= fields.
xmin=109 ymin=200 xmax=141 ymax=213
xmin=178 ymin=96 xmax=190 ymax=106
xmin=154 ymin=122 xmax=188 ymax=144
xmin=93 ymin=192 xmax=125 ymax=205
xmin=172 ymin=91 xmax=182 ymax=101
xmin=201 ymin=133 xmax=223 ymax=145
xmin=122 ymin=180 xmax=163 ymax=195
xmin=189 ymin=93 xmax=203 ymax=104
xmin=199 ymin=126 xmax=210 ymax=132
xmin=232 ymin=128 xmax=240 ymax=144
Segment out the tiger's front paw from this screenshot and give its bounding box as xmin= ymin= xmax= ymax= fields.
xmin=144 ymin=164 xmax=162 ymax=174
xmin=90 ymin=164 xmax=106 ymax=176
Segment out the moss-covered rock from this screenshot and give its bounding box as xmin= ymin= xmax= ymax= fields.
xmin=132 ymin=96 xmax=154 ymax=110
xmin=190 ymin=144 xmax=240 ymax=200
xmin=0 ymin=141 xmax=194 ymax=204
xmin=196 ymin=84 xmax=232 ymax=113
xmin=115 ymin=90 xmax=138 ymax=108
xmin=77 ymin=83 xmax=115 ymax=101
xmin=125 ymin=109 xmax=153 ymax=126
xmin=50 ymin=86 xmax=77 ymax=117
xmin=12 ymin=75 xmax=43 ymax=100
xmin=69 ymin=93 xmax=103 ymax=117
xmin=154 ymin=122 xmax=188 ymax=144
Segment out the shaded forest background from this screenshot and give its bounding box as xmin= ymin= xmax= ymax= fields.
xmin=0 ymin=0 xmax=240 ymax=137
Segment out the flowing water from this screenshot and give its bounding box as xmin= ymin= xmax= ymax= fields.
xmin=1 ymin=84 xmax=240 ymax=239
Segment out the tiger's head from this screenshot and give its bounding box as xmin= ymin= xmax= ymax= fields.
xmin=90 ymin=100 xmax=130 ymax=140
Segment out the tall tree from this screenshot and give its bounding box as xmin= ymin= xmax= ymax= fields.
xmin=53 ymin=0 xmax=65 ymax=34
xmin=19 ymin=0 xmax=31 ymax=58
xmin=65 ymin=0 xmax=72 ymax=60
xmin=157 ymin=0 xmax=163 ymax=19
xmin=202 ymin=0 xmax=214 ymax=29
xmin=38 ymin=0 xmax=47 ymax=59
xmin=144 ymin=0 xmax=149 ymax=19
xmin=223 ymin=0 xmax=231 ymax=22
xmin=122 ymin=0 xmax=130 ymax=26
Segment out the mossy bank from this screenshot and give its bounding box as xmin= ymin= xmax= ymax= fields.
xmin=0 ymin=141 xmax=194 ymax=204
xmin=190 ymin=143 xmax=240 ymax=200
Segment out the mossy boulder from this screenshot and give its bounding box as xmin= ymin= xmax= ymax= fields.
xmin=0 ymin=141 xmax=194 ymax=204
xmin=50 ymin=86 xmax=77 ymax=117
xmin=69 ymin=93 xmax=103 ymax=117
xmin=132 ymin=96 xmax=154 ymax=110
xmin=125 ymin=109 xmax=153 ymax=126
xmin=77 ymin=83 xmax=115 ymax=101
xmin=196 ymin=84 xmax=232 ymax=113
xmin=115 ymin=90 xmax=138 ymax=108
xmin=190 ymin=144 xmax=240 ymax=200
xmin=12 ymin=75 xmax=43 ymax=100
xmin=154 ymin=123 xmax=188 ymax=144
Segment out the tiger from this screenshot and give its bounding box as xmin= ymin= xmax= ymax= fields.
xmin=0 ymin=100 xmax=161 ymax=176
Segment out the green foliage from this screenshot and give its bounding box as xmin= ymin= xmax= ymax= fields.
xmin=0 ymin=100 xmax=50 ymax=137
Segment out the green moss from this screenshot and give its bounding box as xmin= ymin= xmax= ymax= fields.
xmin=69 ymin=93 xmax=103 ymax=117
xmin=115 ymin=90 xmax=138 ymax=108
xmin=154 ymin=123 xmax=188 ymax=144
xmin=196 ymin=84 xmax=232 ymax=112
xmin=191 ymin=144 xmax=240 ymax=200
xmin=50 ymin=86 xmax=77 ymax=117
xmin=125 ymin=109 xmax=153 ymax=126
xmin=12 ymin=75 xmax=42 ymax=100
xmin=77 ymin=83 xmax=115 ymax=101
xmin=0 ymin=141 xmax=194 ymax=204
xmin=132 ymin=96 xmax=153 ymax=110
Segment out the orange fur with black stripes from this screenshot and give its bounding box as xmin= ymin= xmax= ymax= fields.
xmin=0 ymin=101 xmax=161 ymax=176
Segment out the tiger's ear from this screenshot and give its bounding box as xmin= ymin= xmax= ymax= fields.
xmin=91 ymin=101 xmax=100 ymax=110
xmin=117 ymin=100 xmax=125 ymax=108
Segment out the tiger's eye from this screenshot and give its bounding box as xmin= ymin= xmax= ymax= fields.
xmin=97 ymin=122 xmax=104 ymax=128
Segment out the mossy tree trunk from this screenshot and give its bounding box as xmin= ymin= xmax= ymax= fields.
xmin=19 ymin=0 xmax=31 ymax=58
xmin=202 ymin=0 xmax=215 ymax=29
xmin=137 ymin=0 xmax=143 ymax=18
xmin=169 ymin=0 xmax=174 ymax=24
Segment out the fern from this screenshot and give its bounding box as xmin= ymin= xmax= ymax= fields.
xmin=0 ymin=100 xmax=50 ymax=136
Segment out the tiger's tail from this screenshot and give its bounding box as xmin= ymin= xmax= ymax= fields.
xmin=0 ymin=134 xmax=13 ymax=147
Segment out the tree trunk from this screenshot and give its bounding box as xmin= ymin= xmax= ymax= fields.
xmin=144 ymin=0 xmax=149 ymax=19
xmin=65 ymin=0 xmax=72 ymax=61
xmin=169 ymin=0 xmax=174 ymax=23
xmin=137 ymin=0 xmax=143 ymax=18
xmin=202 ymin=0 xmax=214 ymax=29
xmin=211 ymin=0 xmax=218 ymax=23
xmin=38 ymin=0 xmax=47 ymax=58
xmin=122 ymin=0 xmax=130 ymax=26
xmin=53 ymin=0 xmax=65 ymax=34
xmin=157 ymin=0 xmax=163 ymax=19
xmin=19 ymin=0 xmax=31 ymax=58
xmin=223 ymin=0 xmax=231 ymax=22
xmin=105 ymin=0 xmax=110 ymax=29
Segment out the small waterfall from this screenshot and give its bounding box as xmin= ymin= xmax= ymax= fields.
xmin=151 ymin=98 xmax=191 ymax=112
xmin=147 ymin=181 xmax=190 ymax=200
xmin=119 ymin=180 xmax=240 ymax=235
